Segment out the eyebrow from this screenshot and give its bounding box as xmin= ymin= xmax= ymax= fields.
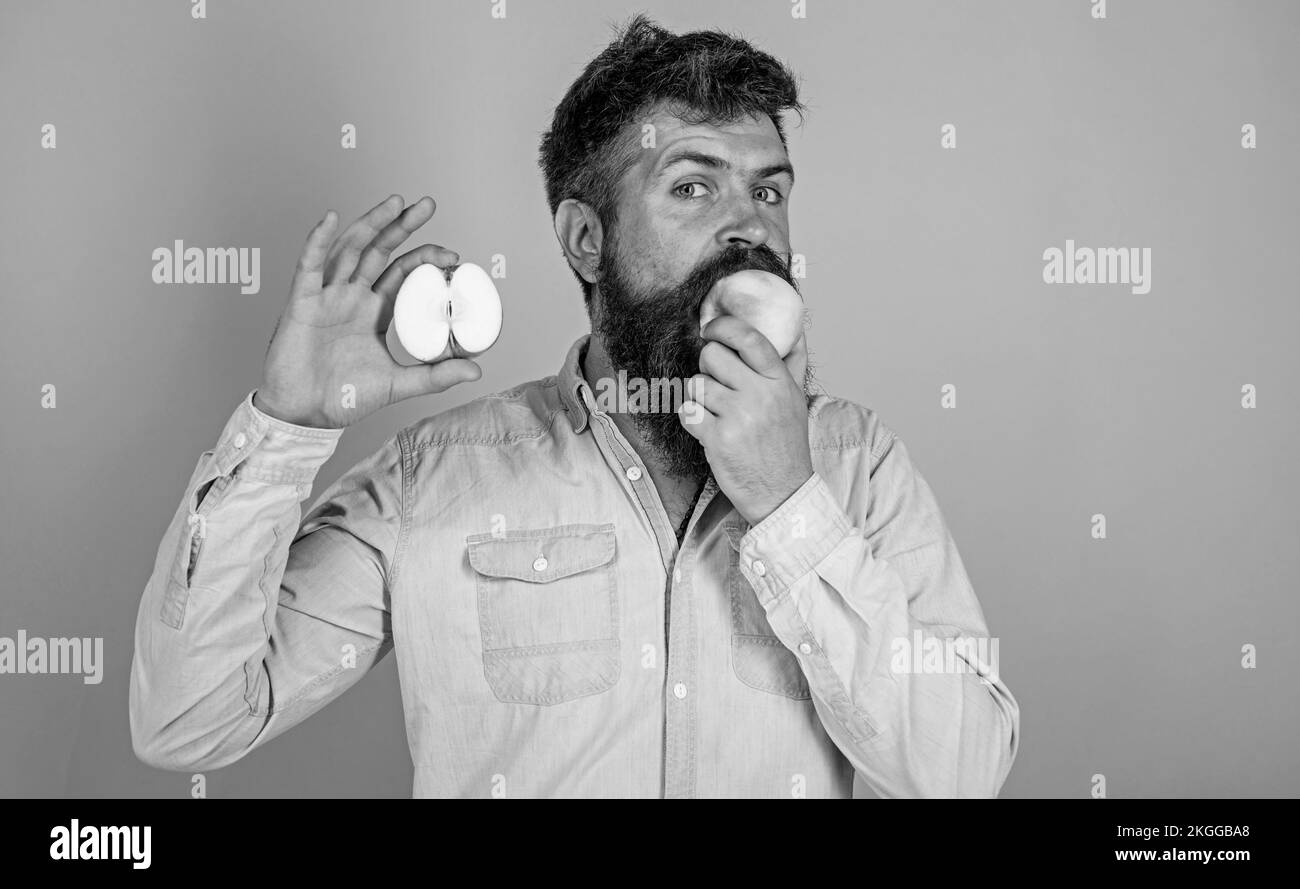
xmin=651 ymin=149 xmax=795 ymax=187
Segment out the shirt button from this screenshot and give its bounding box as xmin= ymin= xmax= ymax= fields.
xmin=626 ymin=466 xmax=642 ymax=482
xmin=752 ymin=559 xmax=767 ymax=577
xmin=673 ymin=682 xmax=687 ymax=700
xmin=798 ymin=642 xmax=813 ymax=655
xmin=233 ymin=433 xmax=247 ymax=449
xmin=532 ymin=556 xmax=548 ymax=572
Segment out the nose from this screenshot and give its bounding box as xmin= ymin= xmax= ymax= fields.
xmin=715 ymin=196 xmax=773 ymax=250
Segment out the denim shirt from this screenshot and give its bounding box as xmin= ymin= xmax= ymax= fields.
xmin=130 ymin=334 xmax=1020 ymax=798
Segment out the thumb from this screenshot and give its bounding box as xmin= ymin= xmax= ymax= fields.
xmin=783 ymin=329 xmax=808 ymax=386
xmin=390 ymin=358 xmax=482 ymax=401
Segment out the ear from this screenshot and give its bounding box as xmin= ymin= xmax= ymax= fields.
xmin=553 ymin=198 xmax=603 ymax=285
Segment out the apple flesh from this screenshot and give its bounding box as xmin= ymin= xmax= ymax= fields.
xmin=698 ymin=270 xmax=804 ymax=357
xmin=385 ymin=262 xmax=502 ymax=365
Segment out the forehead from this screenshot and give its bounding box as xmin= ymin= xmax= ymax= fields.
xmin=623 ymin=105 xmax=791 ymax=187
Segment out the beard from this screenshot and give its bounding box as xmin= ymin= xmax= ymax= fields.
xmin=591 ymin=232 xmax=808 ymax=482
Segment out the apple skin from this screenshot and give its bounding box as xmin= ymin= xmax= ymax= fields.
xmin=698 ymin=270 xmax=804 ymax=357
xmin=386 ymin=262 xmax=501 ymax=366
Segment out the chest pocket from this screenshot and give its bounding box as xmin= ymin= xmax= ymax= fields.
xmin=467 ymin=523 xmax=620 ymax=705
xmin=723 ymin=521 xmax=811 ymax=700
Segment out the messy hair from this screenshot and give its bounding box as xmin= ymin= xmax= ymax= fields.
xmin=538 ymin=13 xmax=806 ymax=308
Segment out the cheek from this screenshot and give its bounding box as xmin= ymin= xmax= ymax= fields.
xmin=612 ymin=235 xmax=664 ymax=288
xmin=639 ymin=221 xmax=706 ymax=282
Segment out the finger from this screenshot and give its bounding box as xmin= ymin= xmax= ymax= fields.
xmin=677 ymin=399 xmax=715 ymax=438
xmin=289 ymin=211 xmax=339 ymax=299
xmin=372 ymin=243 xmax=461 ymax=312
xmin=325 ymin=194 xmax=405 ymax=285
xmin=686 ymin=373 xmax=731 ymax=415
xmin=783 ymin=328 xmax=809 ymax=387
xmin=701 ymin=314 xmax=785 ymax=378
xmin=698 ymin=339 xmax=751 ymax=389
xmin=389 ymin=358 xmax=482 ymax=402
xmin=351 ymin=196 xmax=437 ymax=287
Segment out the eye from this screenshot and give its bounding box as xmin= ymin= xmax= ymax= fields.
xmin=753 ymin=185 xmax=784 ymax=205
xmin=673 ymin=182 xmax=709 ymax=200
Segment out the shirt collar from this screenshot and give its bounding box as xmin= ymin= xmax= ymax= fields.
xmin=555 ymin=331 xmax=728 ymax=505
xmin=558 ymin=333 xmax=595 ymax=434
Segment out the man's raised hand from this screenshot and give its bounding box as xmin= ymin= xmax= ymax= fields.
xmin=253 ymin=195 xmax=483 ymax=429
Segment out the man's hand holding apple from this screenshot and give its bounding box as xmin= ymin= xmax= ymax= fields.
xmin=253 ymin=195 xmax=485 ymax=430
xmin=679 ymin=281 xmax=814 ymax=527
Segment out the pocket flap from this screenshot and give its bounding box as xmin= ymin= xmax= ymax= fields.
xmin=468 ymin=524 xmax=616 ymax=583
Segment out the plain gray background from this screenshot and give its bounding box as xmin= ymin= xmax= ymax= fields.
xmin=1 ymin=0 xmax=1296 ymax=798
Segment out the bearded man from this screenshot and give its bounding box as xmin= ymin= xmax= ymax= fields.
xmin=130 ymin=14 xmax=1019 ymax=799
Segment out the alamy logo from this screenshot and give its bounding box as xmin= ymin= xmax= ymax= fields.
xmin=152 ymin=240 xmax=261 ymax=294
xmin=890 ymin=630 xmax=1000 ymax=685
xmin=49 ymin=820 xmax=151 ymax=869
xmin=1042 ymin=239 xmax=1151 ymax=294
xmin=590 ymin=372 xmax=706 ymax=423
xmin=0 ymin=630 xmax=103 ymax=684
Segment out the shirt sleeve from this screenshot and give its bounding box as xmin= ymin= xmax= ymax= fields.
xmin=129 ymin=390 xmax=403 ymax=772
xmin=732 ymin=433 xmax=1021 ymax=798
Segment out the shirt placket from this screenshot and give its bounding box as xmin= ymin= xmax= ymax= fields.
xmin=579 ymin=385 xmax=719 ymax=798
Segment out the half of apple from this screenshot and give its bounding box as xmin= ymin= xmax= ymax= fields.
xmin=698 ymin=269 xmax=804 ymax=357
xmin=385 ymin=262 xmax=502 ymax=366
